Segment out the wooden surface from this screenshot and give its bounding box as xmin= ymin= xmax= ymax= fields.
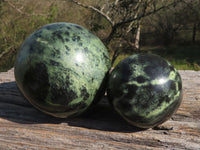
xmin=0 ymin=68 xmax=200 ymax=150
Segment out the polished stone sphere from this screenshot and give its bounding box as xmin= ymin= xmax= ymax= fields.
xmin=15 ymin=23 xmax=111 ymax=118
xmin=107 ymin=54 xmax=182 ymax=128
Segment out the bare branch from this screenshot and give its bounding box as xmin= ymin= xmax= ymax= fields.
xmin=4 ymin=0 xmax=28 ymax=15
xmin=71 ymin=0 xmax=182 ymax=48
xmin=4 ymin=0 xmax=47 ymax=16
xmin=127 ymin=0 xmax=142 ymax=33
xmin=182 ymin=0 xmax=200 ymax=19
xmin=114 ymin=0 xmax=119 ymax=5
xmin=115 ymin=0 xmax=182 ymax=28
xmin=127 ymin=12 xmax=138 ymax=33
xmin=71 ymin=0 xmax=114 ymax=26
xmin=111 ymin=47 xmax=121 ymax=66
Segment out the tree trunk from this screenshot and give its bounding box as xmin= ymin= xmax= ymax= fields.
xmin=192 ymin=23 xmax=197 ymax=43
xmin=135 ymin=22 xmax=141 ymax=50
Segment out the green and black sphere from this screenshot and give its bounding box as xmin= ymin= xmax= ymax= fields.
xmin=107 ymin=54 xmax=182 ymax=128
xmin=15 ymin=22 xmax=111 ymax=118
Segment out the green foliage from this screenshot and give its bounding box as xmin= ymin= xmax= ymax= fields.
xmin=112 ymin=54 xmax=130 ymax=67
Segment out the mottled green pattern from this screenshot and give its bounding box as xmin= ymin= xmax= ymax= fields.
xmin=15 ymin=23 xmax=111 ymax=118
xmin=108 ymin=54 xmax=182 ymax=128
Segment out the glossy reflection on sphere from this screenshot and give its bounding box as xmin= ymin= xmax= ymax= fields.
xmin=107 ymin=54 xmax=182 ymax=128
xmin=14 ymin=23 xmax=111 ymax=118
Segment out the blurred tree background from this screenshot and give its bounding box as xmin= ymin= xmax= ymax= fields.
xmin=0 ymin=0 xmax=200 ymax=72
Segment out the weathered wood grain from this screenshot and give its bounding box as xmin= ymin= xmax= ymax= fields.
xmin=0 ymin=69 xmax=200 ymax=150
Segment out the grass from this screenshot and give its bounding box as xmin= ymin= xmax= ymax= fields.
xmin=112 ymin=54 xmax=130 ymax=67
xmin=112 ymin=45 xmax=200 ymax=71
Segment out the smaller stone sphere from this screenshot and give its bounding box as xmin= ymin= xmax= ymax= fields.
xmin=14 ymin=23 xmax=111 ymax=118
xmin=107 ymin=54 xmax=182 ymax=128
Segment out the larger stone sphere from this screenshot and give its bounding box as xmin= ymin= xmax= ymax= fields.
xmin=107 ymin=54 xmax=182 ymax=128
xmin=15 ymin=23 xmax=111 ymax=118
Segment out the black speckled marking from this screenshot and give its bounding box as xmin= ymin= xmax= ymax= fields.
xmin=72 ymin=34 xmax=81 ymax=42
xmin=51 ymin=48 xmax=61 ymax=58
xmin=50 ymin=60 xmax=60 ymax=66
xmin=29 ymin=45 xmax=35 ymax=53
xmin=46 ymin=23 xmax=63 ymax=30
xmin=141 ymin=100 xmax=150 ymax=110
xmin=64 ymin=79 xmax=78 ymax=100
xmin=88 ymin=30 xmax=93 ymax=34
xmin=84 ymin=47 xmax=89 ymax=53
xmin=124 ymin=84 xmax=138 ymax=99
xmin=50 ymin=77 xmax=78 ymax=105
xmin=46 ymin=26 xmax=52 ymax=30
xmin=65 ymin=31 xmax=70 ymax=36
xmin=136 ymin=76 xmax=146 ymax=83
xmin=45 ymin=24 xmax=60 ymax=30
xmin=65 ymin=38 xmax=70 ymax=42
xmin=133 ymin=85 xmax=153 ymax=108
xmin=75 ymin=25 xmax=83 ymax=30
xmin=65 ymin=45 xmax=71 ymax=54
xmin=50 ymin=87 xmax=76 ymax=105
xmin=102 ymin=52 xmax=110 ymax=59
xmin=138 ymin=55 xmax=168 ymax=77
xmin=157 ymin=95 xmax=169 ymax=107
xmin=23 ymin=63 xmax=49 ymax=103
xmin=63 ymin=68 xmax=81 ymax=78
xmin=34 ymin=30 xmax=42 ymax=38
xmin=169 ymin=80 xmax=176 ymax=91
xmin=52 ymin=30 xmax=65 ymax=43
xmin=121 ymin=63 xmax=132 ymax=82
xmin=80 ymin=86 xmax=90 ymax=101
xmin=29 ymin=42 xmax=44 ymax=54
